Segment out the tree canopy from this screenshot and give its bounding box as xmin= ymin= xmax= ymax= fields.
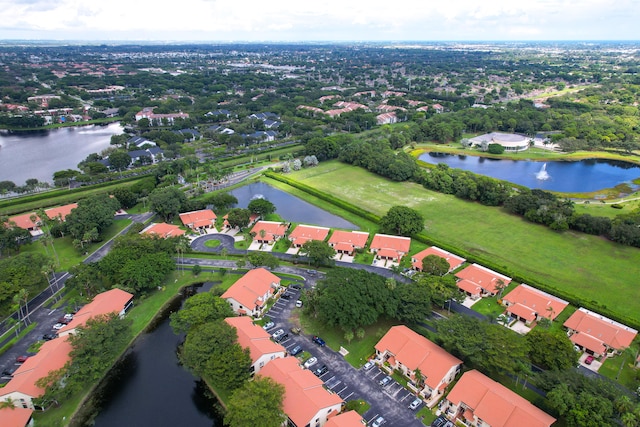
xmin=247 ymin=198 xmax=276 ymax=217
xmin=225 ymin=377 xmax=286 ymax=427
xmin=149 ymin=186 xmax=188 ymax=221
xmin=170 ymin=292 xmax=234 ymax=334
xmin=379 ymin=205 xmax=424 ymax=236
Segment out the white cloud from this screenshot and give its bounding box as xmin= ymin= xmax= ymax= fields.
xmin=0 ymin=0 xmax=637 ymax=40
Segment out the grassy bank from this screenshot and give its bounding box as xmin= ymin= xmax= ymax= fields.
xmin=283 ymin=161 xmax=640 ymax=326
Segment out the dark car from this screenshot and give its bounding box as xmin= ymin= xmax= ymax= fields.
xmin=290 ymin=345 xmax=302 ymax=356
xmin=276 ymin=333 xmax=289 ymax=343
xmin=2 ymin=366 xmax=17 ymax=377
xmin=312 ymin=336 xmax=326 ymax=346
xmin=16 ymin=355 xmax=29 ymax=363
xmin=314 ymin=365 xmax=329 ymax=377
xmin=280 ymin=293 xmax=292 ymax=300
xmin=42 ymin=333 xmax=57 ymax=341
xmin=290 ymin=284 xmax=301 ymax=290
xmin=432 ymin=416 xmax=454 ymax=427
xmin=56 ymin=317 xmax=71 ymax=324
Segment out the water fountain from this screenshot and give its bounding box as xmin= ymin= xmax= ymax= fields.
xmin=536 ymin=163 xmax=550 ymax=180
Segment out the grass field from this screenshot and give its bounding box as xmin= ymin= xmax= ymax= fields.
xmin=286 ymin=161 xmax=640 ymax=325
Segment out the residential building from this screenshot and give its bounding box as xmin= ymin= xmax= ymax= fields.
xmin=375 ymin=325 xmax=462 ymax=407
xmin=126 ymin=147 xmax=164 ymax=164
xmin=127 ymin=136 xmax=157 ymax=148
xmin=325 ymin=411 xmax=366 ymax=427
xmin=44 ymin=203 xmax=78 ymax=221
xmin=179 ymin=209 xmax=217 ymax=232
xmin=135 ymin=107 xmax=189 ymax=124
xmin=251 ymin=221 xmax=290 ymax=245
xmin=0 ymin=337 xmax=73 ymax=410
xmin=259 ymin=357 xmax=343 ymax=427
xmin=224 ymin=317 xmax=286 ymax=374
xmin=288 ymin=225 xmax=330 ymax=248
xmin=468 ymin=133 xmax=530 ymax=153
xmin=502 ymin=284 xmax=569 ymax=326
xmin=221 ymin=268 xmax=281 ymax=317
xmin=369 ymin=234 xmax=411 ymax=263
xmin=411 ymin=246 xmax=466 ymax=273
xmin=455 ymin=264 xmax=511 ymax=299
xmin=5 ymin=213 xmax=41 ymax=236
xmin=0 ymin=406 xmax=34 ymax=427
xmin=223 ymin=212 xmax=259 ymax=230
xmin=327 ymin=230 xmax=369 ymax=256
xmin=442 ymin=370 xmax=556 ymax=427
xmin=563 ymin=307 xmax=638 ymax=357
xmin=140 ymin=222 xmax=186 ymax=239
xmin=376 ymin=112 xmax=398 ymax=125
xmin=58 ymin=288 xmax=134 ymax=337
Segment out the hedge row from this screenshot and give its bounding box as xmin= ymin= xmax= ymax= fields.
xmin=265 ymin=170 xmax=640 ymax=331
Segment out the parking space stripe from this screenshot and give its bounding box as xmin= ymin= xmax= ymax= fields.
xmin=343 ymin=391 xmax=354 ymax=400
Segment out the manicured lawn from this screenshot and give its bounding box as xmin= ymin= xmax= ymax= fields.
xmin=472 ymin=297 xmax=505 ymax=320
xmin=204 ymin=239 xmax=221 ymax=248
xmin=598 ymin=351 xmax=640 ymax=389
xmin=418 ymin=407 xmax=437 ymax=425
xmin=299 ymin=313 xmax=399 ymax=367
xmin=286 ymin=161 xmax=640 ymax=326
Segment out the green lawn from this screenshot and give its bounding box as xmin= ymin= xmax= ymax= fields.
xmin=204 ymin=239 xmax=221 ymax=248
xmin=285 ymin=161 xmax=640 ymax=326
xmin=598 ymin=351 xmax=640 ymax=390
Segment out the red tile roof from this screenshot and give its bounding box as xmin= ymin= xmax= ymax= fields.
xmin=370 ymin=234 xmax=411 ymax=259
xmin=375 ymin=325 xmax=461 ymax=390
xmin=259 ymin=357 xmax=343 ymax=427
xmin=446 ymin=370 xmax=556 ymax=427
xmin=0 ymin=406 xmax=33 ymax=427
xmin=58 ymin=289 xmax=133 ymax=335
xmin=179 ymin=209 xmax=217 ymax=229
xmin=412 ymin=246 xmax=466 ymax=272
xmin=563 ymin=308 xmax=637 ymax=351
xmin=455 ymin=264 xmax=511 ymax=295
xmin=221 ymin=268 xmax=280 ymax=311
xmin=328 ymin=230 xmax=369 ymax=250
xmin=1 ymin=337 xmax=73 ymax=400
xmin=141 ymin=222 xmax=186 ymax=239
xmin=6 ymin=213 xmax=39 ymax=230
xmin=45 ymin=203 xmax=78 ymax=221
xmin=325 ymin=411 xmax=366 ymax=427
xmin=224 ymin=317 xmax=285 ymax=364
xmin=503 ymin=285 xmax=568 ymax=321
xmin=288 ymin=224 xmax=330 ymax=246
xmin=251 ymin=221 xmax=289 ymax=241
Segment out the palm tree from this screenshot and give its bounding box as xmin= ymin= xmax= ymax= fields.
xmin=413 ymin=368 xmax=425 ymax=390
xmin=495 ymin=279 xmax=506 ymax=299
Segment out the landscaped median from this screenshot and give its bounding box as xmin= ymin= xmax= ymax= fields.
xmin=266 ymin=161 xmax=640 ymax=330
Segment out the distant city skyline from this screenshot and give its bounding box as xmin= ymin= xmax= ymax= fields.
xmin=0 ymin=0 xmax=638 ymax=42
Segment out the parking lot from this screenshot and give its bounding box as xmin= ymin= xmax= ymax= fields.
xmin=264 ymin=281 xmax=424 ymax=427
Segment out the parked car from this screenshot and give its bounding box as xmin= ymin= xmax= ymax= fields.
xmin=314 ymin=364 xmax=328 ymax=377
xmin=585 ymin=355 xmax=595 ymax=365
xmin=52 ymin=323 xmax=65 ymax=330
xmin=372 ymin=416 xmax=385 ymax=427
xmin=363 ymin=361 xmax=374 ymax=371
xmin=280 ymin=293 xmax=292 ymax=300
xmin=290 ymin=345 xmax=302 ymax=356
xmin=42 ymin=333 xmax=57 ymax=341
xmin=295 ymin=300 xmax=303 ymax=308
xmin=272 ymin=329 xmax=285 ymax=340
xmin=432 ymin=416 xmax=454 ymax=427
xmin=378 ymin=375 xmax=392 ymax=386
xmin=312 ymin=336 xmax=326 ymax=346
xmin=56 ymin=317 xmax=71 ymax=324
xmin=409 ymin=397 xmax=422 ymax=410
xmin=63 ymin=313 xmax=74 ymax=321
xmin=304 ymin=357 xmax=318 ymax=368
xmin=2 ymin=366 xmax=17 ymax=377
xmin=263 ymin=321 xmax=275 ymax=330
xmin=275 ymin=333 xmax=289 ymax=343
xmin=290 ymin=327 xmax=301 ymax=335
xmin=290 ymin=284 xmax=301 ymax=290
xmin=16 ymin=355 xmax=29 ymax=363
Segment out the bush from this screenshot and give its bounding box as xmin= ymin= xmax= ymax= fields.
xmin=487 ymin=143 xmax=505 ymax=154
xmin=611 ymin=204 xmax=624 ymax=209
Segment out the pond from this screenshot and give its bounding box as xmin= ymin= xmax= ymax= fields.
xmin=418 ymin=152 xmax=640 ymax=193
xmin=230 ymin=182 xmax=358 ymax=229
xmin=90 ymin=283 xmax=222 ymax=427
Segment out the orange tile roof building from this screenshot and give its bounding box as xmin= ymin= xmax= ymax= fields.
xmin=251 ymin=220 xmax=290 ymax=244
xmin=58 ymin=288 xmax=134 ymax=337
xmin=325 ymin=411 xmax=366 ymax=427
xmin=442 ymin=370 xmax=556 ymax=427
xmin=375 ymin=325 xmax=462 ymax=407
xmin=0 ymin=337 xmax=73 ymax=410
xmin=224 ymin=316 xmax=286 ymax=374
xmin=222 ymin=213 xmax=259 ymax=229
xmin=259 ymin=357 xmax=343 ymax=427
xmin=369 ymin=234 xmax=411 ymax=262
xmin=0 ymin=406 xmax=34 ymax=427
xmin=44 ymin=203 xmax=78 ymax=221
xmin=327 ymin=230 xmax=369 ymax=256
xmin=179 ymin=209 xmax=217 ymax=231
xmin=288 ymin=224 xmax=330 ymax=248
xmin=411 ymin=246 xmax=466 ymax=273
xmin=502 ymin=284 xmax=569 ymax=326
xmin=455 ymin=264 xmax=511 ymax=299
xmin=140 ymin=222 xmax=186 ymax=239
xmin=5 ymin=213 xmax=41 ymax=235
xmin=563 ymin=307 xmax=638 ymax=357
xmin=221 ymin=268 xmax=281 ymax=318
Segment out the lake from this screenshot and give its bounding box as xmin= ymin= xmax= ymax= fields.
xmin=418 ymin=152 xmax=640 ymax=193
xmin=230 ymin=182 xmax=358 ymax=229
xmin=90 ymin=283 xmax=222 ymax=427
xmin=0 ymin=123 xmax=122 ymax=186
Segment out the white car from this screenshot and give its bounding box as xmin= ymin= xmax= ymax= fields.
xmin=303 ymin=357 xmax=318 ymax=368
xmin=271 ymin=329 xmax=285 ymax=340
xmin=372 ymin=416 xmax=385 ymax=427
xmin=409 ymin=398 xmax=422 ymax=410
xmin=263 ymin=321 xmax=275 ymax=330
xmin=52 ymin=323 xmax=65 ymax=330
xmin=363 ymin=361 xmax=374 ymax=371
xmin=295 ymin=300 xmax=303 ymax=308
xmin=63 ymin=313 xmax=74 ymax=321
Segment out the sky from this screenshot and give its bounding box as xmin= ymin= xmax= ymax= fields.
xmin=0 ymin=0 xmax=638 ymax=42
